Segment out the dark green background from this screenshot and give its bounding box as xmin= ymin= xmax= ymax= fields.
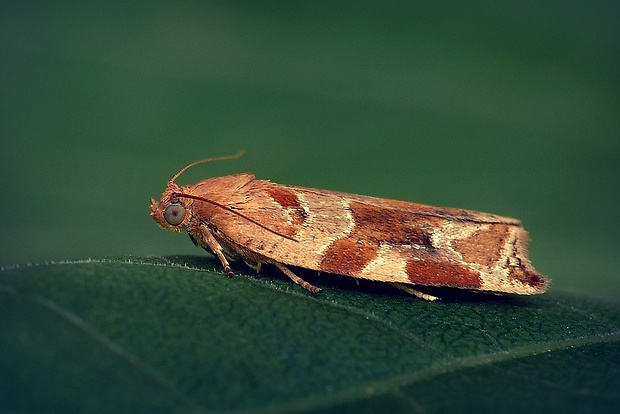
xmin=1 ymin=0 xmax=619 ymax=299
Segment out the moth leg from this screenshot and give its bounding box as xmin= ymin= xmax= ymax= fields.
xmin=243 ymin=258 xmax=262 ymax=273
xmin=391 ymin=283 xmax=438 ymax=301
xmin=272 ymin=262 xmax=322 ymax=294
xmin=199 ymin=226 xmax=234 ymax=277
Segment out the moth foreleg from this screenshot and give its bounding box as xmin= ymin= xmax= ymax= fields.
xmin=199 ymin=225 xmax=234 ymax=277
xmin=272 ymin=262 xmax=322 ymax=294
xmin=391 ymin=282 xmax=438 ymax=301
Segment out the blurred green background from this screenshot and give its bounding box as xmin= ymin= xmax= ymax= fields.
xmin=1 ymin=1 xmax=618 ymax=299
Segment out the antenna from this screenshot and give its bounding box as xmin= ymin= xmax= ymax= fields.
xmin=171 ymin=191 xmax=297 ymax=242
xmin=170 ymin=150 xmax=245 ymax=184
xmin=166 ymin=151 xmax=297 ymax=242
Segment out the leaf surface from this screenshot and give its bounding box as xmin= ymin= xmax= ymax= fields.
xmin=1 ymin=256 xmax=618 ymax=413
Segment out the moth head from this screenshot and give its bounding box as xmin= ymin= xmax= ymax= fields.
xmin=150 ymin=151 xmax=245 ymax=232
xmin=150 ymin=190 xmax=191 ymax=232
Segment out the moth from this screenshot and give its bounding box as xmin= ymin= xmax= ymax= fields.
xmin=150 ymin=153 xmax=548 ymax=300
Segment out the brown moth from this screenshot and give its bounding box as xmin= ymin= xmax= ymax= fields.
xmin=150 ymin=153 xmax=548 ymax=300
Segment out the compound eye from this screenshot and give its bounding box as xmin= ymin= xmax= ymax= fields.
xmin=164 ymin=203 xmax=185 ymax=226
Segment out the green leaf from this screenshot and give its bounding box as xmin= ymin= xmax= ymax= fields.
xmin=1 ymin=257 xmax=618 ymax=413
